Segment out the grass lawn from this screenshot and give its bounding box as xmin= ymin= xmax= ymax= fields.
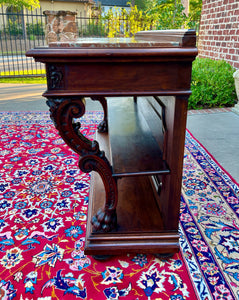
xmin=0 ymin=69 xmax=46 ymax=84
xmin=0 ymin=77 xmax=46 ymax=84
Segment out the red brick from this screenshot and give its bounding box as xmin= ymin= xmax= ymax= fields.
xmin=219 ymin=53 xmax=226 ymax=60
xmin=234 ymin=62 xmax=239 ymax=68
xmin=218 ymin=17 xmax=225 ymax=23
xmin=234 ymin=42 xmax=239 ymax=48
xmin=199 ymin=0 xmax=238 ymax=67
xmin=232 ymin=55 xmax=238 ymax=61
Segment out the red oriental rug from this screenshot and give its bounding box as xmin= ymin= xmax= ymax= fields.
xmin=0 ymin=111 xmax=238 ymax=300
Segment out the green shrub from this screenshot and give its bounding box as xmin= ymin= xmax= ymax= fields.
xmin=189 ymin=57 xmax=237 ymax=109
xmin=5 ymin=20 xmax=23 ymax=37
xmin=79 ymin=19 xmax=108 ymax=37
xmin=26 ymin=22 xmax=44 ymax=36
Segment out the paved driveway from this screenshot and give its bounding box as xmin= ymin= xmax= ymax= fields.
xmin=0 ymin=83 xmax=47 ymax=111
xmin=0 ymin=83 xmax=238 ymax=183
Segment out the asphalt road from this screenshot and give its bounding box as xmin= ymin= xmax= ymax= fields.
xmin=0 ymin=83 xmax=47 ymax=111
xmin=0 ymin=83 xmax=238 ymax=183
xmin=0 ymin=83 xmax=102 ymax=111
xmin=0 ymin=55 xmax=44 ymax=74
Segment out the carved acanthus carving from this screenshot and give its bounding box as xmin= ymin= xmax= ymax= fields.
xmin=46 ymin=97 xmax=118 ymax=233
xmin=47 ymin=65 xmax=64 ymax=89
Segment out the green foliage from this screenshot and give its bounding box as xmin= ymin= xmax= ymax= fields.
xmin=0 ymin=0 xmax=39 ymax=9
xmin=26 ymin=22 xmax=44 ymax=36
xmin=189 ymin=58 xmax=237 ymax=109
xmin=0 ymin=76 xmax=46 ymax=84
xmin=102 ymin=0 xmax=202 ymax=38
xmin=147 ymin=0 xmax=187 ymax=29
xmin=132 ymin=0 xmax=151 ymax=11
xmin=79 ymin=18 xmax=108 ymax=37
xmin=5 ymin=18 xmax=23 ymax=36
xmin=187 ymin=0 xmax=202 ymax=32
xmin=4 ymin=20 xmax=44 ymax=38
xmin=103 ymin=6 xmax=152 ymax=38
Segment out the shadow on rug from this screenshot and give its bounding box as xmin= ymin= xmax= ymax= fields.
xmin=0 ymin=111 xmax=238 ymax=300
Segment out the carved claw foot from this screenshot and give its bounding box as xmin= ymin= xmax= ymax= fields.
xmin=91 ymin=208 xmax=117 ymax=232
xmin=97 ymin=120 xmax=108 ymax=133
xmin=92 ymin=255 xmax=113 ymax=261
xmin=154 ymin=253 xmax=174 ymax=260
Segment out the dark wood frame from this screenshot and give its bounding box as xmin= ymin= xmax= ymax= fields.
xmin=26 ymin=30 xmax=197 ymax=257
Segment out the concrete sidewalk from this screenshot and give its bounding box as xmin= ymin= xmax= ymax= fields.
xmin=187 ymin=109 xmax=239 ymax=183
xmin=0 ymin=83 xmax=238 ymax=183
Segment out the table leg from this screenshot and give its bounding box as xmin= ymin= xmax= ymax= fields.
xmin=91 ymin=96 xmax=108 ymax=133
xmin=46 ymin=97 xmax=118 ymax=233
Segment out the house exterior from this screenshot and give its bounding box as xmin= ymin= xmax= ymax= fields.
xmin=40 ymin=0 xmax=94 ymax=17
xmin=93 ymin=0 xmax=130 ymax=15
xmin=0 ymin=0 xmax=94 ymax=23
xmin=0 ymin=0 xmax=94 ymax=38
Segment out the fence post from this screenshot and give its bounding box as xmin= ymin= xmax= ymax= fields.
xmin=43 ymin=10 xmax=78 ymax=44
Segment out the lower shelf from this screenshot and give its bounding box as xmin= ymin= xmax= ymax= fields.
xmin=85 ymin=171 xmax=180 ymax=256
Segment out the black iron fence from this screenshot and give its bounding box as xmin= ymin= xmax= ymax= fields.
xmin=0 ymin=8 xmax=115 ymax=78
xmin=0 ymin=7 xmax=148 ymax=78
xmin=0 ymin=6 xmax=46 ymax=78
xmin=77 ymin=15 xmax=109 ymax=38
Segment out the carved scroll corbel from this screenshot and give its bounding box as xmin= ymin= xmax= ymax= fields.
xmin=46 ymin=97 xmax=99 ymax=155
xmin=46 ymin=97 xmax=118 ymax=232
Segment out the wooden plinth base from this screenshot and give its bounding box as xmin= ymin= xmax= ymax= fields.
xmin=85 ymin=172 xmax=179 ymax=256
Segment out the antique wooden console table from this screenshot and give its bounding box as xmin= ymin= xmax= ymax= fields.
xmin=26 ymin=30 xmax=197 ymax=257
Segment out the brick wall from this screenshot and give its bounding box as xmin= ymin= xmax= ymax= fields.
xmin=198 ymin=0 xmax=239 ymax=69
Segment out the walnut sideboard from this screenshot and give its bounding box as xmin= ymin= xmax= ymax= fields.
xmin=26 ymin=30 xmax=198 ymax=258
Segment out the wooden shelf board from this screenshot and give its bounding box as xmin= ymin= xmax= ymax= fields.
xmin=107 ymin=97 xmax=170 ymax=177
xmin=85 ymin=171 xmax=179 ymax=255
